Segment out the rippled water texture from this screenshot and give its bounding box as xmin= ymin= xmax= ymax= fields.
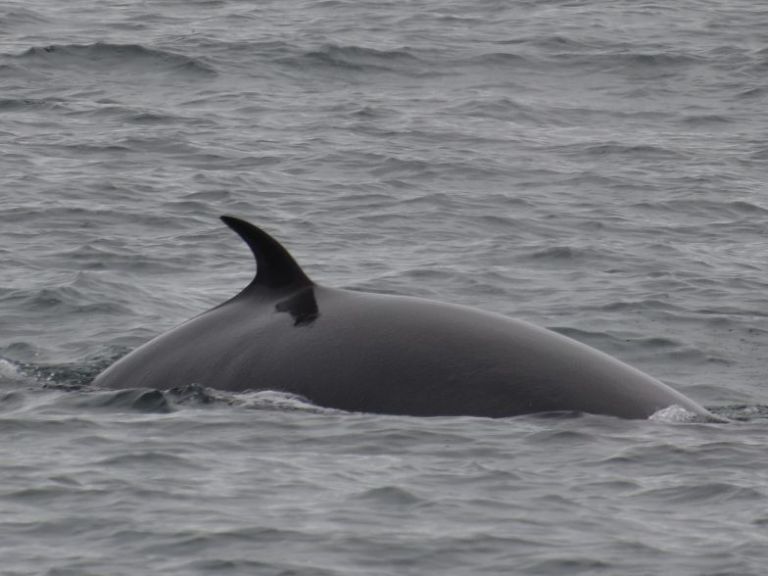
xmin=2 ymin=1 xmax=768 ymax=574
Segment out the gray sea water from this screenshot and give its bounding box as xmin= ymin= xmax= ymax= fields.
xmin=2 ymin=1 xmax=768 ymax=574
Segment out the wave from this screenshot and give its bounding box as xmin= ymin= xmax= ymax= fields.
xmin=461 ymin=39 xmax=698 ymax=71
xmin=0 ymin=97 xmax=66 ymax=112
xmin=736 ymin=86 xmax=767 ymax=99
xmin=0 ymin=7 xmax=49 ymax=28
xmin=680 ymin=113 xmax=731 ymax=126
xmin=10 ymin=42 xmax=217 ymax=77
xmin=590 ymin=50 xmax=699 ymax=68
xmin=280 ymin=43 xmax=431 ymax=75
xmin=466 ymin=51 xmax=530 ymax=66
xmin=1 ymin=280 xmax=132 ymax=317
xmin=4 ymin=354 xmax=115 ymax=390
xmin=631 ymin=198 xmax=768 ymax=218
xmin=558 ymin=142 xmax=685 ymax=159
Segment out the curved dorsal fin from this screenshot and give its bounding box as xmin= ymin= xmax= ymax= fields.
xmin=221 ymin=216 xmax=312 ymax=292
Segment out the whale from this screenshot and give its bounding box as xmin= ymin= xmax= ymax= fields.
xmin=92 ymin=216 xmax=717 ymax=420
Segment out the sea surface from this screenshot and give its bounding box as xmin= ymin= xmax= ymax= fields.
xmin=2 ymin=1 xmax=768 ymax=574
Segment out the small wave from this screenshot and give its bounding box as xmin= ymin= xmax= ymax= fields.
xmin=631 ymin=198 xmax=768 ymax=218
xmin=69 ymin=388 xmax=171 ymax=413
xmin=679 ymin=113 xmax=731 ymax=126
xmin=471 ymin=51 xmax=530 ymax=66
xmin=8 ymin=283 xmax=131 ymax=317
xmin=600 ymin=299 xmax=682 ymax=313
xmin=0 ymin=7 xmax=49 ymax=27
xmin=550 ymin=326 xmax=615 ymax=343
xmin=20 ymin=355 xmax=119 ymax=390
xmin=282 ymin=44 xmax=428 ymax=75
xmin=728 ymin=200 xmax=768 ymax=214
xmin=636 ymin=336 xmax=684 ymax=350
xmin=94 ymin=450 xmax=202 ymax=469
xmin=749 ymin=146 xmax=768 ymax=160
xmin=0 ymin=97 xmax=66 ymax=113
xmin=66 ymin=102 xmax=198 ymax=126
xmin=470 ymin=46 xmax=696 ymax=71
xmin=736 ymin=86 xmax=766 ymax=99
xmin=354 ymin=485 xmax=425 ymax=507
xmin=711 ymin=404 xmax=768 ymax=422
xmin=52 ymin=383 xmax=221 ymax=413
xmin=495 ymin=34 xmax=593 ymax=51
xmin=614 ymin=51 xmax=698 ymax=67
xmin=545 ymin=48 xmax=699 ymax=69
xmin=0 ymin=389 xmax=27 ymax=413
xmin=522 ymin=244 xmax=614 ymax=262
xmin=12 ymin=42 xmax=217 ymax=77
xmin=525 ymin=557 xmax=612 ymax=573
xmin=633 ymin=481 xmax=762 ymax=504
xmin=580 ymin=143 xmax=684 ymax=158
xmin=443 ymin=96 xmax=538 ymax=122
xmin=524 ymin=246 xmax=579 ymax=260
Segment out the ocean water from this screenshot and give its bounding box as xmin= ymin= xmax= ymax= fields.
xmin=2 ymin=0 xmax=768 ymax=574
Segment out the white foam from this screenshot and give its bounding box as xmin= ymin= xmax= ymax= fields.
xmin=0 ymin=359 xmax=22 ymax=381
xmin=237 ymin=390 xmax=331 ymax=413
xmin=649 ymin=404 xmax=699 ymax=423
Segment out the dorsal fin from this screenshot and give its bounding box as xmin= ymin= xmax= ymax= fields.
xmin=221 ymin=216 xmax=312 ymax=292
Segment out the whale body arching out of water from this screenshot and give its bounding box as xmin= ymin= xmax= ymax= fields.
xmin=92 ymin=216 xmax=717 ymax=420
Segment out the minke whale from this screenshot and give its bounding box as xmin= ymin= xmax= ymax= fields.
xmin=93 ymin=216 xmax=717 ymax=420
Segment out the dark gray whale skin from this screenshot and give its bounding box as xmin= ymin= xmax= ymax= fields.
xmin=92 ymin=216 xmax=716 ymax=420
